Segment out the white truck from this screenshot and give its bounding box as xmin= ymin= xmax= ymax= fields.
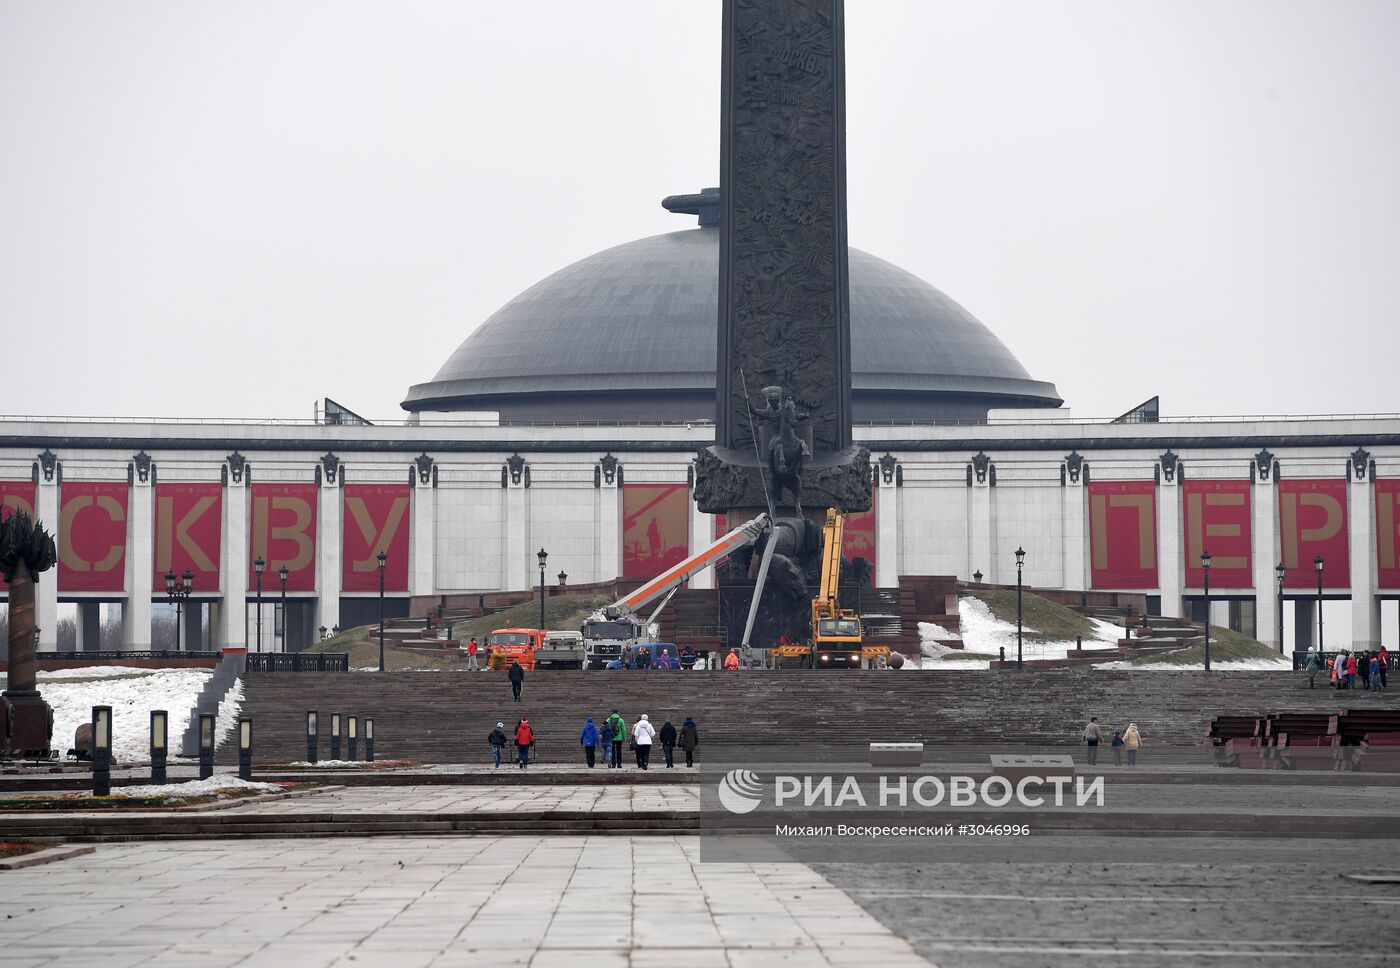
xmin=534 ymin=630 xmax=586 ymax=669
xmin=581 ymin=514 xmax=769 ymax=669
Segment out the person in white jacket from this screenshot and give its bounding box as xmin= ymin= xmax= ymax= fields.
xmin=633 ymin=713 xmax=657 ymax=770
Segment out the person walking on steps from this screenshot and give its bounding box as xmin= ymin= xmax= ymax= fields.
xmin=1371 ymin=653 xmax=1384 ymax=691
xmin=606 ymin=709 xmax=627 ymax=769
xmin=1346 ymin=652 xmax=1359 ymax=690
xmin=1379 ymin=645 xmax=1390 ymax=690
xmin=1111 ymin=730 xmax=1124 ymax=765
xmin=724 ymin=648 xmax=740 ymax=671
xmin=1123 ymin=722 xmax=1142 ymax=765
xmin=659 ymin=718 xmax=677 ymax=768
xmin=1305 ymin=648 xmax=1320 ymax=689
xmin=633 ymin=713 xmax=657 ymax=769
xmin=508 ymin=659 xmax=525 ymax=702
xmin=599 ymin=715 xmax=615 ymax=768
xmin=488 ymin=721 xmax=507 ymax=769
xmin=680 ymin=717 xmax=699 ymax=767
xmin=580 ymin=717 xmax=599 ymax=768
xmin=515 ymin=718 xmax=534 ymax=769
xmin=1084 ymin=717 xmax=1102 ymax=765
xmin=466 ymin=636 xmax=480 ymax=672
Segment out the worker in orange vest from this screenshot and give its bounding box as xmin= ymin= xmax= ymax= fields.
xmin=723 ymin=649 xmax=740 ymax=671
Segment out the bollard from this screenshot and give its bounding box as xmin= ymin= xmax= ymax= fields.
xmin=306 ymin=710 xmax=318 ymax=764
xmin=999 ymin=646 xmax=1005 ymax=664
xmin=198 ymin=713 xmax=215 ymax=779
xmin=331 ymin=712 xmax=342 ymax=760
xmin=1076 ymin=635 xmax=1082 ymax=652
xmin=348 ymin=715 xmax=359 ymax=761
xmin=92 ymin=706 xmax=112 ymax=797
xmin=150 ymin=710 xmax=168 ymax=784
xmin=238 ymin=717 xmax=253 ymax=780
xmin=365 ymin=718 xmax=375 ymax=762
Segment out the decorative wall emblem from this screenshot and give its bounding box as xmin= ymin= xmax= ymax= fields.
xmin=226 ymin=451 xmax=247 ymax=484
xmin=414 ymin=452 xmax=434 ymax=485
xmin=970 ymin=452 xmax=992 ymax=485
xmin=878 ymin=452 xmax=898 ymax=485
xmin=506 ymin=453 xmax=527 ymax=486
xmin=1254 ymin=448 xmax=1275 ymax=482
xmin=599 ymin=453 xmax=620 ymax=485
xmin=1158 ymin=450 xmax=1179 ymax=483
xmin=37 ymin=449 xmax=58 ymax=483
xmin=1350 ymin=447 xmax=1373 ymax=482
xmin=131 ymin=450 xmax=152 ymax=484
xmin=319 ymin=452 xmax=341 ymax=485
xmin=1064 ymin=451 xmax=1084 ymax=484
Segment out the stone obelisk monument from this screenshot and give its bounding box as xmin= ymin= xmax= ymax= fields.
xmin=694 ymin=0 xmax=871 ymax=650
xmin=694 ymin=0 xmax=870 ymax=516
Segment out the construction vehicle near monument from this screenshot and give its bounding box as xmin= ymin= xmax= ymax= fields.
xmin=581 ymin=514 xmax=770 ymax=668
xmin=811 ymin=509 xmax=865 ymax=667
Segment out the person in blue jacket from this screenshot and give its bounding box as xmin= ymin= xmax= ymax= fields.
xmin=599 ymin=716 xmax=615 ymax=767
xmin=580 ymin=717 xmax=600 ymax=768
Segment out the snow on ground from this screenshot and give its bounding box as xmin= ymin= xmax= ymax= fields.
xmin=286 ymin=759 xmax=375 ymax=768
xmin=916 ymin=597 xmax=1123 ymax=670
xmin=37 ymin=666 xmax=160 ymax=681
xmin=107 ymin=776 xmax=281 ymax=799
xmin=41 ymin=667 xmax=244 ymax=763
xmin=1093 ymin=657 xmax=1292 ymax=671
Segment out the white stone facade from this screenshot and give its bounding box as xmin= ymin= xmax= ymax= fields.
xmin=1 ymin=414 xmax=1396 ymax=651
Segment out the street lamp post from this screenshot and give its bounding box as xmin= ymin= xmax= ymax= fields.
xmin=1014 ymin=547 xmax=1025 ymax=670
xmin=253 ymin=557 xmax=265 ymax=652
xmin=377 ymin=551 xmax=387 ymax=672
xmin=537 ymin=548 xmax=548 ymax=632
xmin=164 ymin=569 xmax=193 ymax=651
xmin=973 ymin=570 xmax=983 ymax=584
xmin=558 ymin=570 xmax=567 ymax=588
xmin=278 ymin=565 xmax=288 ymax=653
xmin=1314 ymin=555 xmax=1325 ymax=653
xmin=1201 ymin=551 xmax=1212 ymax=672
xmin=1275 ymin=562 xmax=1286 ymax=655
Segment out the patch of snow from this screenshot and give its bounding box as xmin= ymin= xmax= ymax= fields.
xmin=917 ymin=621 xmax=961 ymax=641
xmin=41 ymin=668 xmax=243 ymax=762
xmin=37 ymin=665 xmax=160 ymax=681
xmin=1094 ymin=657 xmax=1292 ymax=671
xmin=286 ymin=759 xmax=373 ymax=768
xmin=956 ymin=597 xmax=1120 ymax=661
xmin=112 ymin=776 xmax=281 ymax=798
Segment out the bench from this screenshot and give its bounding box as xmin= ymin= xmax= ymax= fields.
xmin=869 ymin=742 xmax=923 ymax=767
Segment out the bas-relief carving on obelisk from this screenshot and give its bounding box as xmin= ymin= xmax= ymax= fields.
xmin=693 ymin=0 xmax=873 ymax=517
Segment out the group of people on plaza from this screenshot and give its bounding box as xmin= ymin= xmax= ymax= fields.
xmin=1083 ymin=716 xmax=1143 ymax=766
xmin=1303 ymin=645 xmax=1389 ymax=691
xmin=485 ymin=695 xmax=700 ymax=771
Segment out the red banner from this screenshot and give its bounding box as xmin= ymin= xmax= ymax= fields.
xmin=623 ymin=484 xmax=689 ymax=579
xmin=58 ymin=482 xmax=129 ymax=592
xmin=1183 ymin=480 xmax=1252 ymax=589
xmin=153 ymin=483 xmax=222 ymax=593
xmin=1089 ymin=481 xmax=1158 ymax=589
xmin=843 ymin=490 xmax=877 ymax=585
xmin=0 ymin=482 xmax=38 ymax=590
xmin=342 ymin=484 xmax=410 ymax=592
xmin=1376 ymin=480 xmax=1400 ymax=590
xmin=250 ymin=483 xmax=317 ymax=591
xmin=1279 ymin=479 xmax=1349 ymax=589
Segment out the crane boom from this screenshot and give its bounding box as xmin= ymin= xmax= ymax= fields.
xmin=816 ymin=508 xmax=845 ymax=616
xmin=602 ymin=513 xmax=769 ymax=621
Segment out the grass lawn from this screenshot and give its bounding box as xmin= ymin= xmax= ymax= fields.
xmin=962 ymin=589 xmax=1101 ymax=643
xmin=1128 ymin=626 xmax=1279 ymax=665
xmin=305 ymin=592 xmax=616 ymax=670
xmin=0 ymin=842 xmax=56 ymax=858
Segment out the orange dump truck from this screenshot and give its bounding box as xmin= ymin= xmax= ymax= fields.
xmin=487 ymin=628 xmax=544 ymax=670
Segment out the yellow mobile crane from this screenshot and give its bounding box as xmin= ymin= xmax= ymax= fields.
xmin=810 ymin=509 xmax=865 ymax=668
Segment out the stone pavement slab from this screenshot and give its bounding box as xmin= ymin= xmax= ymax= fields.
xmin=0 ymin=836 xmax=933 ymax=967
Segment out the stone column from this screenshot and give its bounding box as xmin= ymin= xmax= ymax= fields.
xmin=183 ymin=601 xmax=202 ymax=652
xmin=35 ymin=473 xmax=58 ymax=653
xmin=689 ymin=487 xmax=714 ymax=590
xmin=1061 ymin=457 xmax=1087 ymax=591
xmin=1294 ymin=598 xmax=1315 ymax=650
xmin=317 ymin=477 xmax=342 ymax=642
xmin=504 ymin=457 xmax=529 ymax=591
xmin=876 ymin=467 xmax=899 ymax=588
xmin=74 ymin=601 xmax=101 ymax=651
xmin=1350 ymin=475 xmax=1380 ymax=649
xmin=410 ymin=462 xmax=436 ymax=598
xmin=1156 ymin=474 xmax=1183 ymax=622
xmin=968 ymin=467 xmax=992 ymax=583
xmin=121 ymin=472 xmax=154 ymax=649
xmin=596 ymin=469 xmax=619 ymax=584
xmin=218 ymin=462 xmax=248 ymax=648
xmin=1251 ymin=475 xmax=1279 ymax=649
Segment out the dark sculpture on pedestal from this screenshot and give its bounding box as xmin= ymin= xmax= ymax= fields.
xmin=0 ymin=512 xmax=58 ymax=757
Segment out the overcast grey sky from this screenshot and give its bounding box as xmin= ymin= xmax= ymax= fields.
xmin=2 ymin=1 xmax=1397 ymax=422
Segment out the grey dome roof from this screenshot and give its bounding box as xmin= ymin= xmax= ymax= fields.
xmin=403 ymin=226 xmax=1060 ymax=419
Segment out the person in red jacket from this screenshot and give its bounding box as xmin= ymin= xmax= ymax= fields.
xmin=1379 ymin=646 xmax=1390 ymax=690
xmin=1346 ymin=653 xmax=1359 ymax=690
xmin=514 ymin=719 xmax=534 ymax=770
xmin=723 ymin=649 xmax=740 ymax=671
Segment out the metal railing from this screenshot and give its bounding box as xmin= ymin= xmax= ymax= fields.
xmin=33 ymin=650 xmax=222 ymax=661
xmin=245 ymin=653 xmax=348 ymax=672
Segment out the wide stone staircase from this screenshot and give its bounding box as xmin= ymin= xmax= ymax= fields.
xmin=225 ymin=668 xmax=1392 ymax=765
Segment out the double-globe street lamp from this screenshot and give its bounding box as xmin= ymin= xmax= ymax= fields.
xmin=279 ymin=565 xmax=288 ymax=651
xmin=164 ymin=569 xmax=194 ymax=651
xmin=1014 ymin=547 xmax=1025 ymax=670
xmin=253 ymin=557 xmax=265 ymax=652
xmin=1201 ymin=551 xmax=1212 ymax=672
xmin=537 ymin=548 xmax=548 ymax=632
xmin=1276 ymin=562 xmax=1286 ymax=655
